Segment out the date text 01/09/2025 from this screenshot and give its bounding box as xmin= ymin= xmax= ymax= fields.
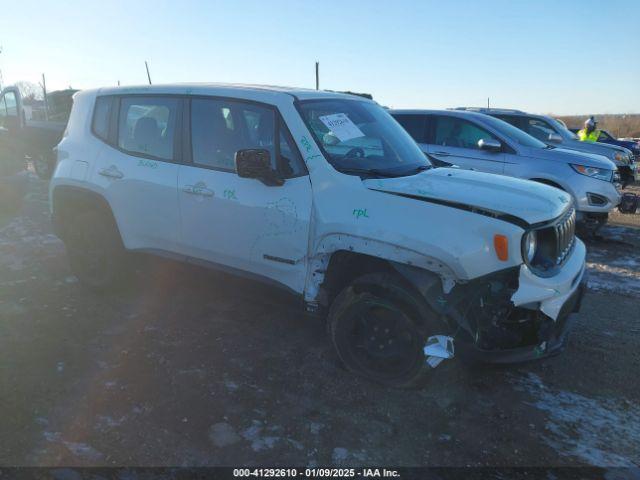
xmin=232 ymin=468 xmax=400 ymax=478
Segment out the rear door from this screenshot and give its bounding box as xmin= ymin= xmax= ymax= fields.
xmin=177 ymin=97 xmax=312 ymax=293
xmin=427 ymin=115 xmax=505 ymax=174
xmin=0 ymin=88 xmax=25 ymax=175
xmin=92 ymin=95 xmax=182 ymax=252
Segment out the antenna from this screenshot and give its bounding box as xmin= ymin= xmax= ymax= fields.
xmin=145 ymin=61 xmax=152 ymax=85
xmin=315 ymin=61 xmax=319 ymax=90
xmin=487 ymin=97 xmax=490 ymax=110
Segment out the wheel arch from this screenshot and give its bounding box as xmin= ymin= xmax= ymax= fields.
xmin=51 ymin=184 xmax=121 ymax=242
xmin=304 ymin=234 xmax=460 ymax=311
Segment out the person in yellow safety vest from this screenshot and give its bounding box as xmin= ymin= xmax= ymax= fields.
xmin=577 ymin=116 xmax=601 ymax=142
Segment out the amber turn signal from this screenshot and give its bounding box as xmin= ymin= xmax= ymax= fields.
xmin=493 ymin=234 xmax=509 ymax=261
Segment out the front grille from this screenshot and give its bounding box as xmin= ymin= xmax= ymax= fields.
xmin=555 ymin=208 xmax=576 ymax=265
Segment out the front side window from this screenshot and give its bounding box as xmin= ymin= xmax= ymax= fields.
xmin=191 ymin=99 xmax=275 ymax=171
xmin=298 ymin=99 xmax=430 ymax=178
xmin=479 ymin=114 xmax=548 ymax=149
xmin=598 ymin=131 xmax=613 ymax=141
xmin=4 ymin=92 xmax=17 ymax=117
xmin=525 ymin=118 xmax=556 ymax=142
xmin=118 ymin=97 xmax=178 ymax=160
xmin=434 ymin=116 xmax=499 ymax=150
xmin=190 ymin=98 xmax=306 ymax=176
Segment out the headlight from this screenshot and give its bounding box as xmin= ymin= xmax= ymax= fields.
xmin=570 ymin=164 xmax=613 ymax=182
xmin=612 ymin=151 xmax=624 ymax=163
xmin=523 ymin=231 xmax=537 ymax=263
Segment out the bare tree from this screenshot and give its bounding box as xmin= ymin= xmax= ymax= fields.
xmin=14 ymin=80 xmax=43 ymax=104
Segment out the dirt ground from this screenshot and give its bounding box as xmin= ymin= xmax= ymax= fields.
xmin=1 ymin=176 xmax=639 ymax=469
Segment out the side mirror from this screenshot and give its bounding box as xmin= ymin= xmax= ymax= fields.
xmin=478 ymin=138 xmax=502 ymax=152
xmin=548 ymin=133 xmax=563 ymax=144
xmin=235 ymin=149 xmax=284 ymax=187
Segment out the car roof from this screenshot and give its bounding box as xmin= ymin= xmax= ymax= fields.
xmin=89 ymin=83 xmax=369 ymax=103
xmin=389 ymin=108 xmax=495 ymax=121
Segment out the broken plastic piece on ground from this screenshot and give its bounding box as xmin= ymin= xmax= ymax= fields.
xmin=424 ymin=335 xmax=455 ymax=368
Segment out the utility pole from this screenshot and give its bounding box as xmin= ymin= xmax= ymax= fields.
xmin=0 ymin=45 xmax=4 ymax=91
xmin=315 ymin=61 xmax=319 ymax=90
xmin=145 ymin=61 xmax=152 ymax=85
xmin=40 ymin=73 xmax=49 ymax=121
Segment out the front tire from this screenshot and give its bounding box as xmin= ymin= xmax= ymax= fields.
xmin=328 ymin=272 xmax=448 ymax=388
xmin=64 ymin=209 xmax=127 ymax=290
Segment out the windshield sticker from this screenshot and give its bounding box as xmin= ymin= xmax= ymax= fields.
xmin=319 ymin=113 xmax=365 ymax=142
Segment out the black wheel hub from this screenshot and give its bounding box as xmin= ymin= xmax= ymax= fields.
xmin=348 ymin=301 xmax=420 ymax=377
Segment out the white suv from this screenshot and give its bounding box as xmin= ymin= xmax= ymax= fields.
xmin=51 ymin=85 xmax=586 ymax=387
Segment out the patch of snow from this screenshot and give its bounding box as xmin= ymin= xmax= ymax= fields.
xmin=209 ymin=422 xmax=241 ymax=448
xmin=62 ymin=441 xmax=104 ymax=462
xmin=514 ymin=373 xmax=640 ymax=467
xmin=332 ymin=447 xmax=349 ymax=463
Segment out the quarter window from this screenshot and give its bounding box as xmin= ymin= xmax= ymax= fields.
xmin=434 ymin=116 xmax=499 ymax=150
xmin=118 ymin=97 xmax=178 ymax=160
xmin=92 ymin=97 xmax=113 ymax=141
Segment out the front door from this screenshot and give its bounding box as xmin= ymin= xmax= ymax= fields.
xmin=177 ymin=97 xmax=312 ymax=293
xmin=427 ymin=115 xmax=505 ymax=174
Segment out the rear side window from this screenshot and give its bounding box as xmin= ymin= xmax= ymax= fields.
xmin=434 ymin=116 xmax=499 ymax=150
xmin=393 ymin=114 xmax=427 ymax=143
xmin=92 ymin=97 xmax=113 ymax=141
xmin=118 ymin=97 xmax=178 ymax=161
xmin=493 ymin=115 xmax=521 ymax=129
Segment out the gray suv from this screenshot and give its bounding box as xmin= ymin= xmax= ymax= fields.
xmin=391 ymin=109 xmax=621 ymax=230
xmin=453 ymin=108 xmax=638 ymax=187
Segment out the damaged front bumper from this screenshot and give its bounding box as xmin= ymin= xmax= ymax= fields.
xmin=456 ymin=275 xmax=586 ymax=364
xmin=456 ymin=239 xmax=587 ymax=364
xmin=396 ymin=240 xmax=587 ymax=366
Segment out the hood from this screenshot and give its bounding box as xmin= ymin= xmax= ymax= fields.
xmin=557 ymin=140 xmax=631 ymax=165
xmin=521 ymin=146 xmax=617 ymax=170
xmin=614 ymin=139 xmax=640 ymax=153
xmin=363 ymin=168 xmax=571 ymax=226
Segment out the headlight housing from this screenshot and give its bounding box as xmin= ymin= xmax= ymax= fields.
xmin=612 ymin=151 xmax=624 ymax=163
xmin=570 ymin=164 xmax=613 ymax=182
xmin=523 ymin=231 xmax=537 ymax=263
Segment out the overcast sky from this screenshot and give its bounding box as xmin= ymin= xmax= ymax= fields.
xmin=1 ymin=0 xmax=638 ymax=115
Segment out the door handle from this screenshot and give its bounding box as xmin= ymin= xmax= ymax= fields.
xmin=432 ymin=151 xmax=451 ymax=157
xmin=183 ymin=181 xmax=214 ymax=197
xmin=98 ymin=166 xmax=124 ymax=179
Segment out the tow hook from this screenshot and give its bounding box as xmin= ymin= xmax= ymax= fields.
xmin=424 ymin=335 xmax=455 ymax=368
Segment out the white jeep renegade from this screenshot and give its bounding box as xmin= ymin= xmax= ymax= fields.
xmin=50 ymin=84 xmax=586 ymax=387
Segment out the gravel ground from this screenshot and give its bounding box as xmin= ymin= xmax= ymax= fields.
xmin=0 ymin=177 xmax=639 ymax=469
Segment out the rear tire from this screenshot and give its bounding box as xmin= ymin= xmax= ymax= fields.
xmin=33 ymin=151 xmax=55 ymax=180
xmin=64 ymin=209 xmax=127 ymax=291
xmin=328 ymin=272 xmax=448 ymax=388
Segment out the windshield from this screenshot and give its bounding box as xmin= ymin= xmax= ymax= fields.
xmin=480 ymin=114 xmax=549 ymax=149
xmin=298 ymin=99 xmax=430 ymax=177
xmin=547 ymin=117 xmax=579 ymax=140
